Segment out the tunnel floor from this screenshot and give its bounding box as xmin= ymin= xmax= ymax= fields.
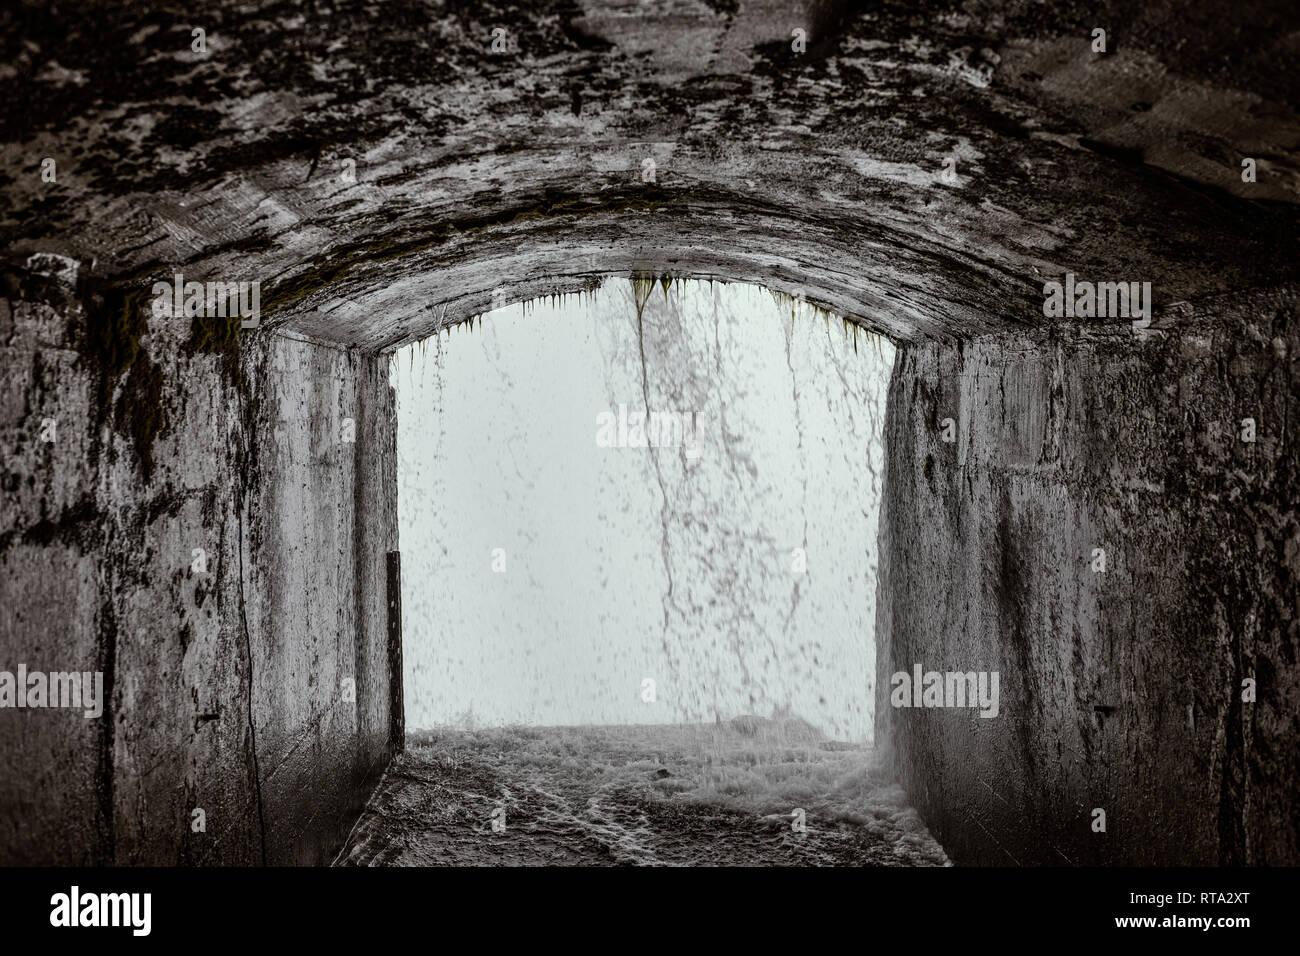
xmin=335 ymin=724 xmax=948 ymax=866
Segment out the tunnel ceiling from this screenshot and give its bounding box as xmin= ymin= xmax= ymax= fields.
xmin=1 ymin=0 xmax=1298 ymax=349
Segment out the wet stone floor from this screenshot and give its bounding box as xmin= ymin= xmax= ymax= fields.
xmin=336 ymin=723 xmax=949 ymax=867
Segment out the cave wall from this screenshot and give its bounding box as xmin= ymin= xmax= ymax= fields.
xmin=876 ymin=289 xmax=1300 ymax=865
xmin=5 ymin=0 xmax=1297 ymax=352
xmin=0 ymin=267 xmax=398 ymax=865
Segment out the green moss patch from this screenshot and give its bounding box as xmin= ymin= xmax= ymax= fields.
xmin=112 ymin=355 xmax=167 ymax=481
xmin=73 ymin=272 xmax=170 ymax=480
xmin=184 ymin=314 xmax=246 ymax=392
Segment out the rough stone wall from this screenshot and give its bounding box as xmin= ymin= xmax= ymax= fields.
xmin=3 ymin=0 xmax=1296 ymax=350
xmin=243 ymin=335 xmax=398 ymax=865
xmin=876 ymin=289 xmax=1299 ymax=865
xmin=0 ymin=266 xmax=397 ymax=865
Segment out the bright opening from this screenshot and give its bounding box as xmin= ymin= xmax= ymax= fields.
xmin=340 ymin=278 xmax=947 ymax=865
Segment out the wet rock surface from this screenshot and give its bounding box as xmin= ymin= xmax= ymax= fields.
xmin=1 ymin=0 xmax=1297 ymax=866
xmin=0 ymin=267 xmax=398 ymax=864
xmin=2 ymin=0 xmax=1297 ymax=346
xmin=338 ymin=725 xmax=949 ymax=866
xmin=878 ymin=288 xmax=1300 ymax=865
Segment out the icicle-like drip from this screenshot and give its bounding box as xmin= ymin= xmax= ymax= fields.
xmin=630 ymin=272 xmax=657 ymax=328
xmin=409 ymin=280 xmax=891 ymax=368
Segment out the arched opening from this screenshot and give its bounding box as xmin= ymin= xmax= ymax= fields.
xmin=335 ymin=278 xmax=952 ymax=865
xmin=1 ymin=0 xmax=1296 ymax=878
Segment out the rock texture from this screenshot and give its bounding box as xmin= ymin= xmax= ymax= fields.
xmin=877 ymin=288 xmax=1299 ymax=865
xmin=0 ymin=261 xmax=397 ymax=865
xmin=2 ymin=0 xmax=1298 ymax=347
xmin=1 ymin=0 xmax=1298 ymax=865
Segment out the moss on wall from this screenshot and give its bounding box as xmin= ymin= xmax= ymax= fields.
xmin=71 ymin=274 xmax=169 ymax=481
xmin=184 ymin=314 xmax=246 ymax=393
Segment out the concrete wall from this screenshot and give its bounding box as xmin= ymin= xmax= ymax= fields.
xmin=7 ymin=252 xmax=1296 ymax=869
xmin=8 ymin=1 xmax=1296 ymax=354
xmin=0 ymin=265 xmax=398 ymax=865
xmin=876 ymin=290 xmax=1299 ymax=865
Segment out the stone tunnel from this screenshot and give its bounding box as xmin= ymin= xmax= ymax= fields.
xmin=0 ymin=0 xmax=1297 ymax=866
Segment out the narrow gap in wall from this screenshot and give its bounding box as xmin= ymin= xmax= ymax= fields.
xmin=341 ymin=277 xmax=948 ymax=866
